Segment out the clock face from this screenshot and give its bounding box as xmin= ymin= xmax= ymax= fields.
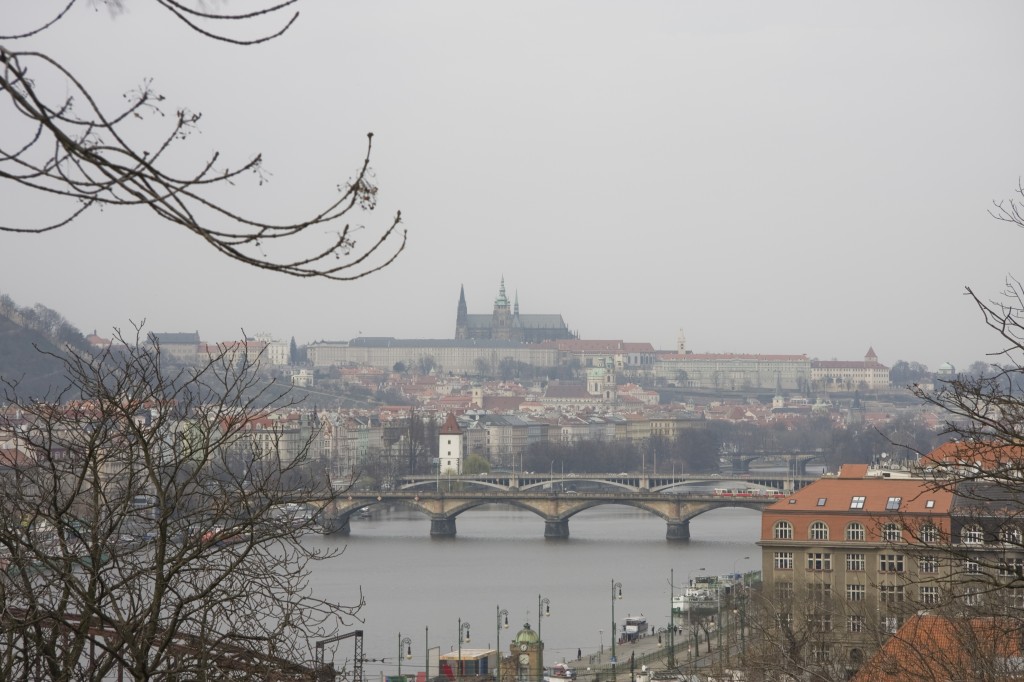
xmin=520 ymin=644 xmax=528 ymax=652
xmin=519 ymin=654 xmax=530 ymax=666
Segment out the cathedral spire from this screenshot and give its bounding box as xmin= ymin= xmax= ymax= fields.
xmin=495 ymin=276 xmax=509 ymax=306
xmin=514 ymin=290 xmax=520 ymax=316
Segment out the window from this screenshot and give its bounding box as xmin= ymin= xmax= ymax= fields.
xmin=1010 ymin=588 xmax=1024 ymax=608
xmin=880 ymin=585 xmax=905 ymax=603
xmin=962 ymin=524 xmax=984 ymax=545
xmin=810 ymin=521 xmax=829 ymax=541
xmin=846 ymin=553 xmax=866 ymax=571
xmin=965 ymin=559 xmax=981 ymax=574
xmin=883 ymin=523 xmax=902 ymax=542
xmin=925 ymin=500 xmax=935 ymax=509
xmin=880 ymin=554 xmax=905 ymax=573
xmin=964 ymin=587 xmax=982 ymax=606
xmin=773 ymin=521 xmax=793 ymax=540
xmin=812 ymin=613 xmax=833 ymax=632
xmin=847 ymin=615 xmax=865 ymax=633
xmin=817 ymin=498 xmax=827 ymax=507
xmin=919 ymin=586 xmax=939 ymax=604
xmin=882 ymin=616 xmax=899 ymax=634
xmin=850 ymin=496 xmax=865 ymax=509
xmin=1000 ymin=558 xmax=1024 ymax=578
xmin=886 ymin=496 xmax=902 ymax=510
xmin=775 ymin=581 xmax=793 ymax=602
xmin=811 ymin=643 xmax=832 ymax=663
xmin=846 ymin=584 xmax=866 ymax=601
xmin=920 ymin=524 xmax=939 ymax=543
xmin=919 ymin=556 xmax=939 ymax=574
xmin=846 ymin=523 xmax=865 ymax=541
xmin=774 ymin=551 xmax=793 ymax=570
xmin=1002 ymin=526 xmax=1023 ymax=545
xmin=806 ymin=552 xmax=832 ymax=571
xmin=807 ymin=583 xmax=832 ymax=601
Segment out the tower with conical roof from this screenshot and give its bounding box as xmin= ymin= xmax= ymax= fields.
xmin=439 ymin=412 xmax=464 ymax=474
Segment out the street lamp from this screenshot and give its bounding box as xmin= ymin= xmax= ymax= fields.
xmin=537 ymin=595 xmax=551 ymax=641
xmin=610 ymin=580 xmax=623 ymax=666
xmin=458 ymin=619 xmax=471 ymax=679
xmin=398 ymin=634 xmax=412 ymax=676
xmin=733 ymin=556 xmax=750 ymax=581
xmin=496 ymin=607 xmax=509 ymax=682
xmin=667 ymin=569 xmax=677 ymax=669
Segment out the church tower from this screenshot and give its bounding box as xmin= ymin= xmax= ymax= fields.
xmin=492 ymin=277 xmax=513 ymax=341
xmin=455 ymin=285 xmax=469 ymax=339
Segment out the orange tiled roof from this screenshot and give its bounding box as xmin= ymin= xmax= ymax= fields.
xmin=766 ymin=466 xmax=953 ymax=514
xmin=920 ymin=441 xmax=1024 ymax=470
xmin=852 ymin=614 xmax=1023 ymax=682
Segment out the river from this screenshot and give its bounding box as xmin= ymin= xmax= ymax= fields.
xmin=304 ymin=503 xmax=762 ymax=677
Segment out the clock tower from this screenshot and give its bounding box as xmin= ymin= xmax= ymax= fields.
xmin=511 ymin=623 xmax=543 ymax=682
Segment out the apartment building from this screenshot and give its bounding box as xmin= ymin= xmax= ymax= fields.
xmin=758 ymin=463 xmax=956 ymax=671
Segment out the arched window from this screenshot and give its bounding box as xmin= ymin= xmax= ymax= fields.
xmin=962 ymin=524 xmax=984 ymax=545
xmin=920 ymin=523 xmax=939 ymax=544
xmin=810 ymin=521 xmax=829 ymax=540
xmin=845 ymin=523 xmax=865 ymax=541
xmin=849 ymin=648 xmax=864 ymax=665
xmin=883 ymin=523 xmax=902 ymax=542
xmin=774 ymin=521 xmax=793 ymax=540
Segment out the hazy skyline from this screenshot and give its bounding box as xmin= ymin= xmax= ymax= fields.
xmin=3 ymin=1 xmax=1024 ymax=371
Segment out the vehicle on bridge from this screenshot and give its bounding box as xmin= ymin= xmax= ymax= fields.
xmin=712 ymin=487 xmax=786 ymax=497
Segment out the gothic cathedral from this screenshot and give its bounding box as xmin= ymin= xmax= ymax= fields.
xmin=454 ymin=278 xmax=574 ymax=343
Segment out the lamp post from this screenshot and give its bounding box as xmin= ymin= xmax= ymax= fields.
xmin=732 ymin=556 xmax=750 ymax=581
xmin=458 ymin=619 xmax=471 ymax=679
xmin=496 ymin=607 xmax=509 ymax=682
xmin=537 ymin=595 xmax=551 ymax=641
xmin=398 ymin=634 xmax=412 ymax=677
xmin=667 ymin=569 xmax=676 ymax=669
xmin=610 ymin=580 xmax=623 ymax=667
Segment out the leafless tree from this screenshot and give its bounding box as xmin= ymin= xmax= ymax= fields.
xmin=0 ymin=329 xmax=360 ymax=680
xmin=0 ymin=0 xmax=405 ymax=279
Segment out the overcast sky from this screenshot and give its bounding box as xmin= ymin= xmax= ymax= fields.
xmin=3 ymin=1 xmax=1024 ymax=371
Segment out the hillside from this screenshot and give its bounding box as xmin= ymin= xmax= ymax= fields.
xmin=0 ymin=300 xmax=91 ymax=400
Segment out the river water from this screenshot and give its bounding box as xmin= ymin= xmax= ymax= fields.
xmin=304 ymin=503 xmax=762 ymax=677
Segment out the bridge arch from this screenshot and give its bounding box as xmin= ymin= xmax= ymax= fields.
xmin=323 ymin=491 xmax=776 ymax=541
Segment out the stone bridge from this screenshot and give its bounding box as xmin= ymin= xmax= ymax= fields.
xmin=321 ymin=490 xmax=780 ymax=541
xmin=397 ymin=471 xmax=818 ymax=493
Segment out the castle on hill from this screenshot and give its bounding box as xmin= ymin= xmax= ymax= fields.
xmin=454 ymin=278 xmax=575 ymax=343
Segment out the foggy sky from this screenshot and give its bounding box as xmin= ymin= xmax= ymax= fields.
xmin=3 ymin=1 xmax=1024 ymax=372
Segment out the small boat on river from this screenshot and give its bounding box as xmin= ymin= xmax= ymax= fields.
xmin=672 ymin=573 xmax=742 ymax=613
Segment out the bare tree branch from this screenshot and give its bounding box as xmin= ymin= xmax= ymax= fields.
xmin=0 ymin=1 xmax=406 ymax=280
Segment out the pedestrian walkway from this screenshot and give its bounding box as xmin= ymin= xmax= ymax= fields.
xmin=574 ymin=622 xmax=743 ymax=682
